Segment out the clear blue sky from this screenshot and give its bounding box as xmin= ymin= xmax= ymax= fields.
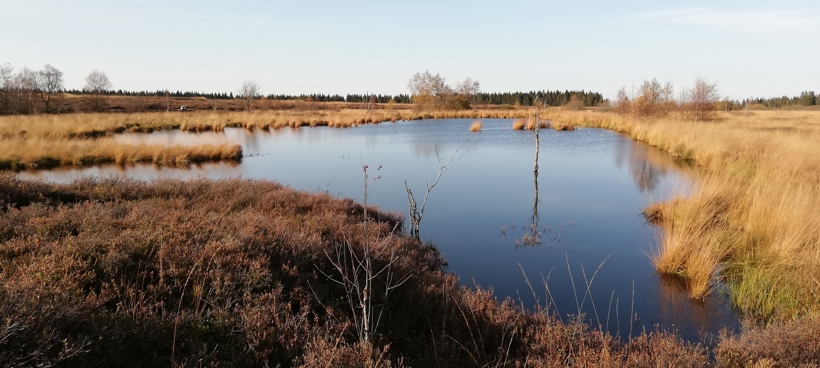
xmin=2 ymin=0 xmax=817 ymax=100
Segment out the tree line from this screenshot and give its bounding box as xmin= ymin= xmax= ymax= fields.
xmin=3 ymin=61 xmax=815 ymax=116
xmin=474 ymin=90 xmax=605 ymax=107
xmin=742 ymin=91 xmax=818 ymax=109
xmin=0 ymin=63 xmax=66 ymax=115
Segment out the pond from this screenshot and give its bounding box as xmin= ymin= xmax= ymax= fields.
xmin=18 ymin=118 xmax=740 ymax=341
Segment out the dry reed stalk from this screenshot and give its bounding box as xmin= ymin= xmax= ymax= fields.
xmin=469 ymin=121 xmax=482 ymax=132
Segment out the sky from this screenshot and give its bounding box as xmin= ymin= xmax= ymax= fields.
xmin=1 ymin=0 xmax=818 ymax=100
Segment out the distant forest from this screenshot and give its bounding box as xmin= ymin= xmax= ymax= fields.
xmin=743 ymin=91 xmax=818 ymax=108
xmin=62 ymin=89 xmax=607 ymax=107
xmin=473 ymin=90 xmax=605 ymax=107
xmin=47 ymin=88 xmax=820 ymax=109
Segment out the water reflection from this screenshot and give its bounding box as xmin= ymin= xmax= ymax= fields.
xmin=18 ymin=161 xmax=243 ymax=183
xmin=647 ymin=274 xmax=740 ymax=340
xmin=15 ymin=119 xmax=737 ymax=342
xmin=614 ymin=136 xmax=694 ymax=194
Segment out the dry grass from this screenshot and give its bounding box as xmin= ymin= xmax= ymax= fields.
xmin=512 ymin=119 xmax=526 ymax=130
xmin=547 ymin=109 xmax=820 ymax=318
xmin=0 ymin=109 xmax=536 ymax=139
xmin=469 ymin=120 xmax=482 ymax=132
xmin=551 ymin=121 xmax=576 ymax=131
xmin=0 ymin=136 xmax=242 ymax=169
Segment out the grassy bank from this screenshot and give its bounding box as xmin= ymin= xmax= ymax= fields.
xmin=546 ymin=110 xmax=820 ymax=320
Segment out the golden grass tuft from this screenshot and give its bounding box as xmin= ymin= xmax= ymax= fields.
xmin=512 ymin=119 xmax=526 ymax=130
xmin=469 ymin=121 xmax=482 ymax=132
xmin=551 ymin=122 xmax=576 ymax=131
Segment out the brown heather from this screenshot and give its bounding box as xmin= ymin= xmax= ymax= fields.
xmin=0 ymin=175 xmax=723 ymax=367
xmin=716 ymin=317 xmax=820 ymax=367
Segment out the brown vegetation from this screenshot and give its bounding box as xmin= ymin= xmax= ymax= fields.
xmin=0 ymin=175 xmax=724 ymax=367
xmin=470 ymin=120 xmax=482 ymax=132
xmin=551 ymin=122 xmax=575 ymax=131
xmin=615 ymin=77 xmax=720 ymax=122
xmin=512 ymin=119 xmax=526 ymax=130
xmin=408 ymin=70 xmax=479 ymax=110
xmin=716 ymin=317 xmax=820 ymax=367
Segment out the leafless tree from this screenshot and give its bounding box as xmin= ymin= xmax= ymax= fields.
xmin=83 ymin=70 xmax=112 ymax=112
xmin=681 ymin=76 xmax=720 ymax=122
xmin=237 ymin=80 xmax=261 ymax=111
xmin=0 ymin=63 xmax=13 ymax=115
xmin=405 ymin=145 xmax=467 ymax=239
xmin=614 ymin=87 xmax=632 ymax=115
xmin=10 ymin=68 xmax=37 ymax=114
xmin=408 ymin=70 xmax=450 ymax=110
xmin=34 ymin=64 xmax=63 ymax=113
xmin=319 ymin=164 xmax=412 ymax=343
xmin=632 ymin=78 xmax=674 ymax=119
xmin=454 ymin=77 xmax=480 ymax=107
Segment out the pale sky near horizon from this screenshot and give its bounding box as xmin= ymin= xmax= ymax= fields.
xmin=1 ymin=0 xmax=818 ymax=101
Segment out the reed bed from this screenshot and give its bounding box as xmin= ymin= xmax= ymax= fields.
xmin=512 ymin=119 xmax=527 ymax=130
xmin=469 ymin=120 xmax=482 ymax=132
xmin=547 ymin=110 xmax=820 ymax=319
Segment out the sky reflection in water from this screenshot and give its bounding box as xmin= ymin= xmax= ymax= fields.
xmin=18 ymin=118 xmax=739 ymax=341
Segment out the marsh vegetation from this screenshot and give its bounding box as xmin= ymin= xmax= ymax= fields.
xmin=3 ymin=71 xmax=820 ymax=364
xmin=4 ymin=176 xmax=818 ymax=367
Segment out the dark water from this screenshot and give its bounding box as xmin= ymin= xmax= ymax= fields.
xmin=18 ymin=118 xmax=740 ymax=341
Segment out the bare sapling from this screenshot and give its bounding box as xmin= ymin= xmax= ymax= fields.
xmin=319 ymin=164 xmax=412 ymax=343
xmin=405 ymin=145 xmax=467 ymax=240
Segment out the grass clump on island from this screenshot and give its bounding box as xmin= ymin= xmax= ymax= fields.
xmin=0 ymin=175 xmax=729 ymax=367
xmin=0 ymin=136 xmax=242 ymax=170
xmin=548 ymin=109 xmax=820 ymax=321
